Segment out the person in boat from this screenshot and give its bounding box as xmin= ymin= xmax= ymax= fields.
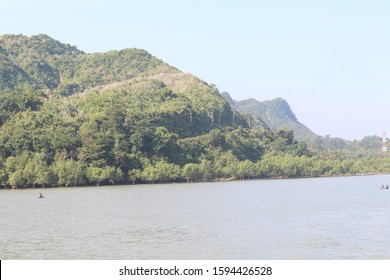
xmin=39 ymin=193 xmax=44 ymax=198
xmin=381 ymin=184 xmax=385 ymax=189
xmin=387 ymin=185 xmax=389 ymax=190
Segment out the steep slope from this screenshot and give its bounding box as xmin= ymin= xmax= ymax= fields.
xmin=0 ymin=34 xmax=83 ymax=92
xmin=236 ymin=98 xmax=317 ymax=141
xmin=220 ymin=92 xmax=235 ymax=106
xmin=221 ymin=92 xmax=317 ymax=141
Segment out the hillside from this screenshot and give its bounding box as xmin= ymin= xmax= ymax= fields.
xmin=220 ymin=93 xmax=384 ymax=157
xmin=0 ymin=34 xmax=246 ymax=134
xmin=0 ymin=34 xmax=312 ymax=187
xmin=221 ymin=92 xmax=317 ymax=141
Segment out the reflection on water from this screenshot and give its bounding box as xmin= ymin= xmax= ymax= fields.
xmin=1 ymin=175 xmax=390 ymax=259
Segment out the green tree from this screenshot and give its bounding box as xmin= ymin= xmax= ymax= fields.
xmin=106 ymin=166 xmax=124 ymax=185
xmin=141 ymin=164 xmax=158 ymax=183
xmin=23 ymin=158 xmax=37 ymax=187
xmin=53 ymin=157 xmax=86 ymax=186
xmin=182 ymin=163 xmax=202 ymax=182
xmin=213 ymin=151 xmax=239 ymax=179
xmin=8 ymin=169 xmax=25 ymax=188
xmin=128 ymin=169 xmax=142 ymax=184
xmin=237 ymin=160 xmax=257 ymax=180
xmin=86 ymin=166 xmax=109 ymax=186
xmin=152 ymin=126 xmax=179 ymax=161
xmin=199 ymin=159 xmax=215 ymax=181
xmin=0 ymin=159 xmax=8 ymax=186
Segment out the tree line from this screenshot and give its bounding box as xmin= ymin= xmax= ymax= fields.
xmin=2 ymin=148 xmax=389 ymax=189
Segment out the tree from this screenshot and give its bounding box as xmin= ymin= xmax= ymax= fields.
xmin=8 ymin=169 xmax=25 ymax=188
xmin=152 ymin=126 xmax=179 ymax=161
xmin=32 ymin=153 xmax=55 ymax=187
xmin=256 ymin=154 xmax=282 ymax=178
xmin=213 ymin=151 xmax=239 ymax=179
xmin=182 ymin=163 xmax=202 ymax=182
xmin=106 ymin=166 xmax=123 ymax=185
xmin=5 ymin=152 xmax=31 ymax=187
xmin=86 ymin=166 xmax=109 ymax=186
xmin=23 ymin=159 xmax=37 ymax=187
xmin=5 ymin=151 xmax=31 ymax=175
xmin=199 ymin=159 xmax=215 ymax=181
xmin=0 ymin=159 xmax=8 ymax=186
xmin=140 ymin=161 xmax=181 ymax=183
xmin=128 ymin=169 xmax=142 ymax=184
xmin=141 ymin=164 xmax=158 ymax=183
xmin=53 ymin=157 xmax=86 ymax=186
xmin=237 ymin=160 xmax=257 ymax=180
xmin=153 ymin=161 xmax=181 ymax=182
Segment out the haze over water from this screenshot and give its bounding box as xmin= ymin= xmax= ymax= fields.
xmin=1 ymin=175 xmax=390 ymax=259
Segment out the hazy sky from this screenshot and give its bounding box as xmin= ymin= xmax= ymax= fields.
xmin=1 ymin=0 xmax=390 ymax=140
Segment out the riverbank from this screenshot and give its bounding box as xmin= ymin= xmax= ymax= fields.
xmin=1 ymin=171 xmax=387 ymax=190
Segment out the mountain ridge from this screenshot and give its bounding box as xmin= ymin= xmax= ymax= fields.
xmin=220 ymin=92 xmax=318 ymax=141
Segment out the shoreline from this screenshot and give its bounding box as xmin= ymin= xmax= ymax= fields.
xmin=1 ymin=172 xmax=388 ymax=190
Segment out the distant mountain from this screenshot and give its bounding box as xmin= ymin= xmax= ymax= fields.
xmin=221 ymin=92 xmax=318 ymax=141
xmin=219 ymin=92 xmax=235 ymax=106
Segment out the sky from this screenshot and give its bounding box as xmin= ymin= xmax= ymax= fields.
xmin=1 ymin=0 xmax=390 ymax=140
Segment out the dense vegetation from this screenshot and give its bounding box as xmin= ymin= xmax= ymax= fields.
xmin=221 ymin=93 xmax=318 ymax=141
xmin=0 ymin=34 xmax=388 ymax=188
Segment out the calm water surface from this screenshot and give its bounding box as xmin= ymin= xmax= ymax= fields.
xmin=1 ymin=175 xmax=390 ymax=259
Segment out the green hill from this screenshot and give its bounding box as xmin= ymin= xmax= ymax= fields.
xmin=0 ymin=34 xmax=246 ymax=135
xmin=2 ymin=34 xmax=287 ymax=187
xmin=1 ymin=34 xmax=386 ymax=188
xmin=221 ymin=92 xmax=317 ymax=141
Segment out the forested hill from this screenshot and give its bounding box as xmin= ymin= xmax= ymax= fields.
xmin=0 ymin=34 xmax=245 ymax=133
xmin=220 ymin=92 xmax=317 ymax=141
xmin=0 ymin=34 xmax=387 ymax=188
xmin=0 ymin=33 xmax=301 ymax=187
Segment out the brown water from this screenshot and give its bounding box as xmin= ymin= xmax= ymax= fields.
xmin=1 ymin=175 xmax=390 ymax=259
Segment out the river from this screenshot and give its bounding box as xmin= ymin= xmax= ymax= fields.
xmin=1 ymin=175 xmax=390 ymax=259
